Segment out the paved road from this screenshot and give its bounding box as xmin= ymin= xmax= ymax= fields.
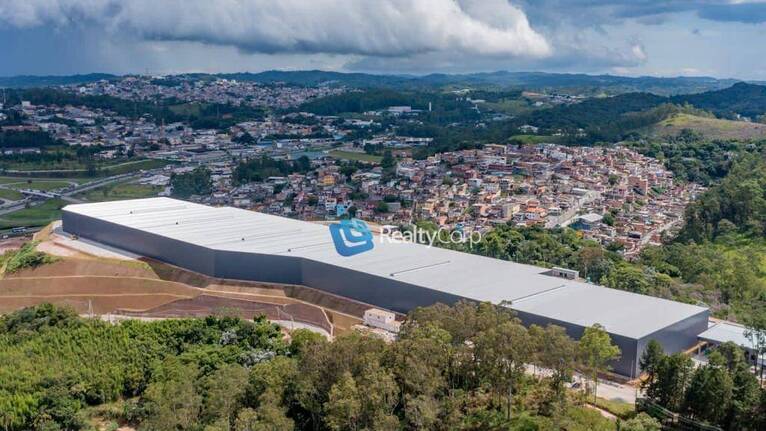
xmin=0 ymin=168 xmax=163 ymax=225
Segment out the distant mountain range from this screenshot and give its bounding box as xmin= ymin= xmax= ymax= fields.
xmin=1 ymin=70 xmax=762 ymax=96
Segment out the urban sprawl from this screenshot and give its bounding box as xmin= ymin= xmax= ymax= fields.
xmin=1 ymin=76 xmax=702 ymax=257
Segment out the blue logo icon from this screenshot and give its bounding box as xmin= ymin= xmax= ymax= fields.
xmin=329 ymin=218 xmax=374 ymax=257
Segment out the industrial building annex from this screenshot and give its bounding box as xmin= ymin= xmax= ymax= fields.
xmin=62 ymin=198 xmax=709 ymax=376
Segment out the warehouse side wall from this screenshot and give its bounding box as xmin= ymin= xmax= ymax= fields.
xmin=214 ymin=250 xmax=303 ymax=285
xmin=514 ymin=309 xmax=639 ymax=377
xmin=62 ymin=210 xmax=216 ymax=275
xmin=636 ymin=309 xmax=710 ymax=372
xmin=301 ymin=259 xmax=466 ymax=314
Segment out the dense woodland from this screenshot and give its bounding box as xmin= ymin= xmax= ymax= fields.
xmin=3 ymin=302 xmax=766 ymax=431
xmin=294 ymin=83 xmax=766 ymax=152
xmin=170 ymin=167 xmax=213 ymax=199
xmin=627 ymin=129 xmax=765 ymax=185
xmin=232 ymin=156 xmax=312 ymax=185
xmin=0 ymin=130 xmax=62 ymax=149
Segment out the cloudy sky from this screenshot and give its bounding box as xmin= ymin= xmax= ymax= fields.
xmin=0 ymin=0 xmax=765 ymax=79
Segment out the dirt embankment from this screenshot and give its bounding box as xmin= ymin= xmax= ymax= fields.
xmin=0 ymin=253 xmax=367 ymax=334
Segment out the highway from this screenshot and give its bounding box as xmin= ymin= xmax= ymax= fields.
xmin=0 ymin=169 xmax=161 ymax=220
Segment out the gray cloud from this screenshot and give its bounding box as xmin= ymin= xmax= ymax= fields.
xmin=0 ymin=0 xmax=762 ymax=79
xmin=519 ymin=1 xmax=766 ymax=26
xmin=0 ymin=0 xmax=551 ymax=58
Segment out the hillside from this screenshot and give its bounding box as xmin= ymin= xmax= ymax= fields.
xmin=517 ymin=83 xmax=766 ymax=141
xmin=1 ymin=70 xmax=754 ymax=95
xmin=671 ymin=82 xmax=766 ymax=118
xmin=649 ymin=113 xmax=766 ymax=140
xmin=0 ymin=73 xmax=116 ymax=88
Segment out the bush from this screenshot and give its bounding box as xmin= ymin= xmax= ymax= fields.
xmin=1 ymin=241 xmax=57 ymax=274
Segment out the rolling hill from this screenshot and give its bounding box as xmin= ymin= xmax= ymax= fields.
xmin=0 ymin=73 xmax=116 ymax=88
xmin=517 ymin=83 xmax=766 ymax=141
xmin=1 ymin=70 xmax=758 ymax=95
xmin=648 ymin=113 xmax=766 ymax=140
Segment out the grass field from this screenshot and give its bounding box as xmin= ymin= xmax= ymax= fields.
xmin=6 ymin=180 xmax=73 ymax=191
xmin=0 ymin=176 xmax=90 ymax=185
xmin=0 ymin=188 xmax=24 ymax=201
xmin=169 ymin=102 xmax=203 ymax=116
xmin=483 ymin=98 xmax=534 ymax=115
xmin=651 ymin=113 xmax=766 ymax=140
xmin=592 ymin=397 xmax=635 ymax=419
xmin=328 ymin=150 xmax=383 ymax=163
xmin=1 ymin=158 xmax=171 ymax=177
xmin=76 ymin=182 xmax=163 ymax=202
xmin=0 ymin=198 xmax=67 ymax=229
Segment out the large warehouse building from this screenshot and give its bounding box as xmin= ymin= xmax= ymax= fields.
xmin=62 ymin=197 xmax=709 ymax=376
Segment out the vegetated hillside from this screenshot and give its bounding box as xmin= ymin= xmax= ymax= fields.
xmin=671 ymin=82 xmax=766 ymax=118
xmin=296 ymin=89 xmax=482 ymax=125
xmin=216 ymin=70 xmax=414 ymax=88
xmin=518 ymin=83 xmax=766 ymax=142
xmin=0 ymin=73 xmax=116 ymax=88
xmin=5 ymin=69 xmax=743 ymax=94
xmin=518 ymin=92 xmax=666 ymax=141
xmin=649 ymin=113 xmax=766 ymax=140
xmin=678 ymin=155 xmax=766 ymax=243
xmin=414 ymin=71 xmax=742 ymax=95
xmin=7 ymin=302 xmax=764 ymax=431
xmin=628 ymin=130 xmax=764 ymax=184
xmin=215 ymin=70 xmax=745 ymax=95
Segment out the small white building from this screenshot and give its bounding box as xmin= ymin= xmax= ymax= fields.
xmin=363 ymin=308 xmax=401 ymax=333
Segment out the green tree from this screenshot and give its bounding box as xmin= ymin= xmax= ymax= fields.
xmin=324 ymin=372 xmax=362 ymax=431
xmin=649 ymin=353 xmax=694 ymax=412
xmin=639 ymin=340 xmax=664 ymax=396
xmin=602 ymin=212 xmax=615 ymax=226
xmin=683 ymin=352 xmax=734 ymax=425
xmin=529 ymin=324 xmax=578 ymax=405
xmin=142 ymin=360 xmax=202 ymax=431
xmin=579 ymin=324 xmax=621 ymax=402
xmin=203 ymin=364 xmax=249 ymax=426
xmin=355 ymin=361 xmax=399 ymax=430
xmin=603 ymin=263 xmax=650 ymax=294
xmin=474 ymin=320 xmax=532 ymax=419
xmin=171 ymin=166 xmax=213 ymax=198
xmin=620 ymin=412 xmax=662 ymax=431
xmin=234 ymin=392 xmax=294 ymax=431
xmin=576 ymin=245 xmax=607 ymax=281
xmin=742 ymin=301 xmax=766 ymax=380
xmin=716 ymin=342 xmax=762 ymax=431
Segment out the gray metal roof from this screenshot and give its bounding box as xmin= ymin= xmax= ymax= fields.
xmin=699 ymin=321 xmax=757 ymax=351
xmin=63 ymin=197 xmax=708 ymax=339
